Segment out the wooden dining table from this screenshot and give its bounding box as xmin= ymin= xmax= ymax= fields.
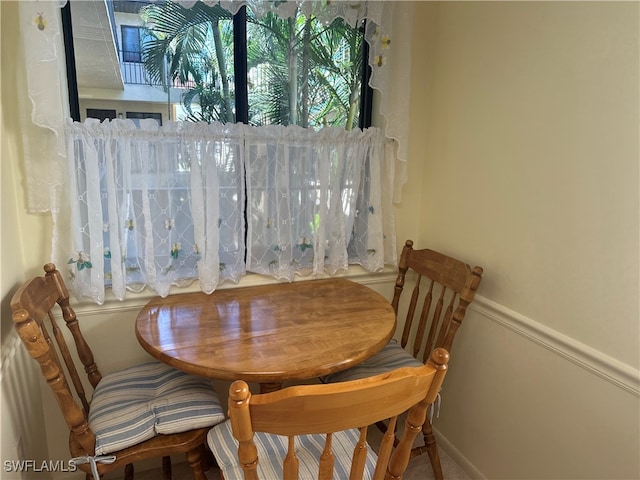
xmin=135 ymin=278 xmax=396 ymax=393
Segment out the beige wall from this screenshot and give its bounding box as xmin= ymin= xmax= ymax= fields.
xmin=409 ymin=2 xmax=639 ymax=479
xmin=1 ymin=2 xmax=638 ymax=479
xmin=416 ymin=1 xmax=639 ymax=366
xmin=1 ymin=2 xmax=53 ymax=478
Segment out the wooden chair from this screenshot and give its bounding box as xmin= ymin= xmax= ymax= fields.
xmin=207 ymin=348 xmax=450 ymax=480
xmin=10 ymin=264 xmax=227 ymax=479
xmin=323 ymin=240 xmax=483 ymax=480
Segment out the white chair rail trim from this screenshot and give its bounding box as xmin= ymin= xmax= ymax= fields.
xmin=472 ymin=295 xmax=640 ymax=398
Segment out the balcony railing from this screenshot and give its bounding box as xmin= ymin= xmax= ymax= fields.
xmin=120 ymin=50 xmax=196 ymax=89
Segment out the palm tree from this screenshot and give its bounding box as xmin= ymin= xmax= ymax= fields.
xmin=140 ymin=1 xmax=235 ymax=123
xmin=138 ymin=1 xmax=365 ymax=128
xmin=306 ymin=17 xmax=365 ymax=129
xmin=246 ymin=10 xmax=365 ymax=129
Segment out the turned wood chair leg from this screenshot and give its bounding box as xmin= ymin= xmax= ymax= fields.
xmin=124 ymin=463 xmax=134 ymax=480
xmin=162 ymin=455 xmax=172 ymax=480
xmin=201 ymin=443 xmax=217 ymax=472
xmin=421 ymin=419 xmax=444 ymax=480
xmin=185 ymin=446 xmax=207 ymax=480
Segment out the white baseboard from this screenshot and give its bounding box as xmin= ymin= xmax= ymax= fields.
xmin=472 ymin=295 xmax=640 ymax=397
xmin=434 ymin=427 xmax=486 ymax=480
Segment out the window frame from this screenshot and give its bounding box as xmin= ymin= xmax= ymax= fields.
xmin=121 ymin=25 xmax=145 ymax=63
xmin=126 ymin=111 xmax=163 ymax=126
xmin=86 ymin=108 xmax=117 ymax=122
xmin=61 ymin=3 xmax=373 ymax=128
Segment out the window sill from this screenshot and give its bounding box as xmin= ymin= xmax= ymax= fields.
xmin=72 ymin=265 xmax=399 ymax=316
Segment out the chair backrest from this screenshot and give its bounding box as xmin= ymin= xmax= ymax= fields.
xmin=391 ymin=240 xmax=483 ymax=363
xmin=227 ymin=348 xmax=450 ymax=480
xmin=11 ymin=263 xmax=100 ymax=456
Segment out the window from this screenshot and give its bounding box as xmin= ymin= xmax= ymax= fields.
xmin=65 ymin=1 xmax=372 ymax=129
xmin=20 ymin=1 xmax=409 ymax=293
xmin=126 ymin=111 xmax=162 ymax=126
xmin=86 ymin=109 xmax=117 ymax=122
xmin=60 ymin=1 xmax=394 ymax=303
xmin=121 ymin=25 xmax=145 ymax=62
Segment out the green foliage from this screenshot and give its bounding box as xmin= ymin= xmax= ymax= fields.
xmin=140 ymin=1 xmax=365 ymax=128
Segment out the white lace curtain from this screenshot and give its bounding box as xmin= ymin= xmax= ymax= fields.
xmin=16 ymin=0 xmax=413 ymax=302
xmin=62 ymin=119 xmax=394 ymax=303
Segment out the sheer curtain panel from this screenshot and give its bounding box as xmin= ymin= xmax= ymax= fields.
xmin=63 ymin=119 xmax=246 ymax=303
xmin=244 ymin=126 xmax=390 ymax=281
xmin=61 ymin=120 xmax=393 ymax=303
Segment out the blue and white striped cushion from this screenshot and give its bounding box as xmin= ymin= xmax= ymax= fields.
xmin=89 ymin=362 xmax=225 ymax=455
xmin=322 ymin=340 xmax=423 ymax=384
xmin=207 ymin=420 xmax=378 ymax=479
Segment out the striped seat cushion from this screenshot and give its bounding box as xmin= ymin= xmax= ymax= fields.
xmin=207 ymin=420 xmax=378 ymax=479
xmin=89 ymin=362 xmax=225 ymax=455
xmin=322 ymin=340 xmax=423 ymax=383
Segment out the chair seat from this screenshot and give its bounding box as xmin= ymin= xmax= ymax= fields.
xmin=322 ymin=340 xmax=423 ymax=384
xmin=207 ymin=421 xmax=378 ymax=479
xmin=89 ymin=361 xmax=225 ymax=455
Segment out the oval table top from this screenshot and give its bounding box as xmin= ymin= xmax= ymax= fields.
xmin=135 ymin=278 xmax=396 ymax=391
